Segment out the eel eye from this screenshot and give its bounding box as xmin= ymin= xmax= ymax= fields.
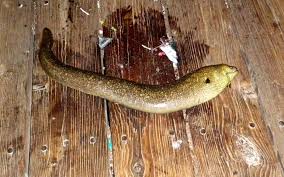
xmin=205 ymin=78 xmax=210 ymax=84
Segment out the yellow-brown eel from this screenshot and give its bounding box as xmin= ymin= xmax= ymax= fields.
xmin=39 ymin=28 xmax=238 ymax=114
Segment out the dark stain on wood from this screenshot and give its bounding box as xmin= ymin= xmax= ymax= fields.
xmin=176 ymin=31 xmax=210 ymax=72
xmin=102 ymin=5 xmax=195 ymax=176
xmin=103 ymin=7 xmax=178 ymax=84
xmin=103 ymin=6 xmax=210 ymax=85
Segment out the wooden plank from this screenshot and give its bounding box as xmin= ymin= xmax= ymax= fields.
xmin=30 ymin=0 xmax=107 ymax=176
xmin=100 ymin=1 xmax=195 ymax=176
xmin=0 ymin=0 xmax=33 ymax=176
xmin=167 ymin=0 xmax=283 ymax=176
xmin=227 ymin=0 xmax=284 ymax=168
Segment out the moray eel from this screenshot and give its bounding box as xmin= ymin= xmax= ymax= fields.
xmin=39 ymin=28 xmax=238 ymax=114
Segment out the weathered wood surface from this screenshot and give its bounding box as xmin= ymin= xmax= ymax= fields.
xmin=0 ymin=0 xmax=283 ymax=177
xmin=100 ymin=1 xmax=195 ymax=176
xmin=167 ymin=0 xmax=284 ymax=176
xmin=228 ymin=0 xmax=284 ymax=167
xmin=0 ymin=0 xmax=33 ymax=176
xmin=98 ymin=0 xmax=284 ymax=176
xmin=30 ymin=0 xmax=107 ymax=176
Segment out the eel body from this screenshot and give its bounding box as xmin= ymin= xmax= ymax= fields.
xmin=39 ymin=28 xmax=238 ymax=114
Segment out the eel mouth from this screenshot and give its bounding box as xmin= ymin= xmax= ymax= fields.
xmin=226 ymin=66 xmax=238 ymax=81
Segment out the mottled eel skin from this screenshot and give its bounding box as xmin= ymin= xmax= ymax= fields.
xmin=39 ymin=28 xmax=238 ymax=114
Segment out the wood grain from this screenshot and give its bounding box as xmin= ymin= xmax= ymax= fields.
xmin=227 ymin=0 xmax=284 ymax=167
xmin=100 ymin=0 xmax=196 ymax=176
xmin=30 ymin=0 xmax=107 ymax=176
xmin=168 ymin=0 xmax=284 ymax=176
xmin=1 ymin=0 xmax=283 ymax=176
xmin=0 ymin=0 xmax=33 ymax=176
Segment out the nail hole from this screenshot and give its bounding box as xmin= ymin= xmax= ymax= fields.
xmin=89 ymin=136 xmax=96 ymax=144
xmin=7 ymin=147 xmax=14 ymax=155
xmin=51 ymin=159 xmax=57 ymax=167
xmin=205 ymin=78 xmax=210 ymax=84
xmin=44 ymin=1 xmax=49 ymax=5
xmin=63 ymin=139 xmax=69 ymax=147
xmin=121 ymin=135 xmax=128 ymax=144
xmin=18 ymin=3 xmax=24 ymax=8
xmin=133 ymin=163 xmax=143 ymax=173
xmin=121 ymin=135 xmax=127 ymax=141
xmin=169 ymin=130 xmax=175 ymax=136
xmin=41 ymin=145 xmax=48 ymax=152
xmin=279 ymin=120 xmax=284 ymax=127
xmin=249 ymin=122 xmax=256 ymax=128
xmin=200 ymin=128 xmax=206 ymax=135
xmin=272 ymin=21 xmax=280 ymax=28
xmin=118 ymin=64 xmax=124 ymax=69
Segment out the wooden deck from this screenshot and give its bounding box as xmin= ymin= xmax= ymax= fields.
xmin=0 ymin=0 xmax=283 ymax=176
